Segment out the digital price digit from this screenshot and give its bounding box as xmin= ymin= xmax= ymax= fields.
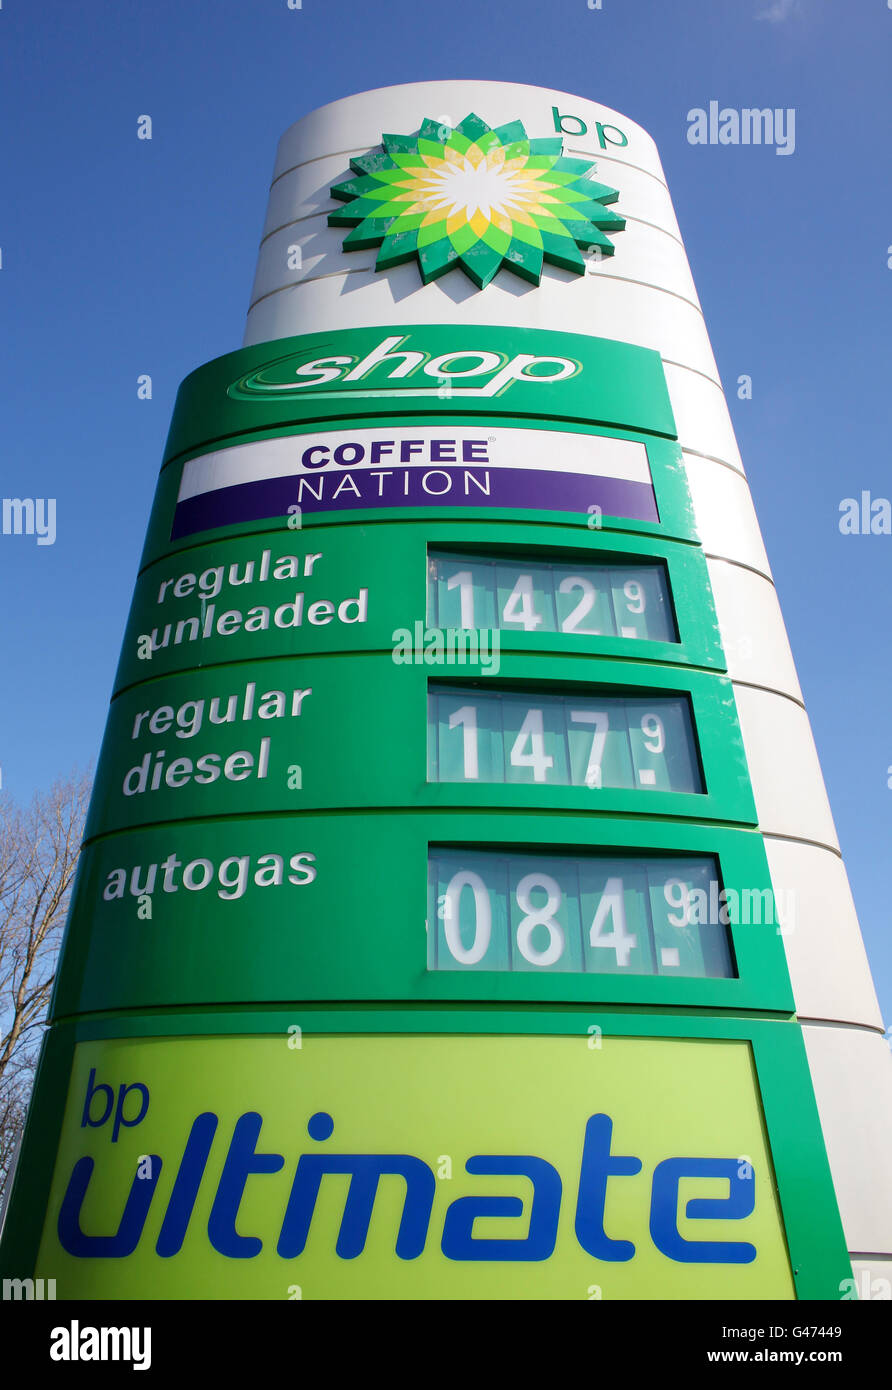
xmin=448 ymin=704 xmax=479 ymax=780
xmin=624 ymin=579 xmax=646 ymax=613
xmin=441 ymin=869 xmax=491 ymax=964
xmin=641 ymin=713 xmax=665 ymax=752
xmin=569 ymin=708 xmax=610 ymax=789
xmin=502 ymin=574 xmax=544 ymax=631
xmin=509 ymin=709 xmax=554 ymax=783
xmin=664 ymin=877 xmax=694 ymax=927
xmin=589 ymin=877 xmax=638 ymax=967
xmin=446 ymin=569 xmax=476 ymax=628
xmin=515 ymin=872 xmax=565 ymax=965
xmin=558 ymin=575 xmax=600 ymax=634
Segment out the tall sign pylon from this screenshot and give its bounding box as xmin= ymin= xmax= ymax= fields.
xmin=2 ymin=81 xmax=889 ymax=1300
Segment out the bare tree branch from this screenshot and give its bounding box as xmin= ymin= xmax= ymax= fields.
xmin=0 ymin=768 xmax=91 ymax=1197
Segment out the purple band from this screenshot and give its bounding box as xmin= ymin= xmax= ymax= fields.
xmin=171 ymin=466 xmax=659 ymax=539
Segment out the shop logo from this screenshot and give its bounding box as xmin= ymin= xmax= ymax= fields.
xmin=229 ymin=333 xmax=580 ymax=402
xmin=329 ymin=114 xmax=625 ymax=289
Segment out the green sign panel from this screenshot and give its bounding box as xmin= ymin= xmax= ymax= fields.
xmin=0 ymin=322 xmax=850 ymax=1301
xmin=162 ymin=323 xmax=677 ymax=469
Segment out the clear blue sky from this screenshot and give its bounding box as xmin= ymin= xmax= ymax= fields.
xmin=1 ymin=0 xmax=890 ymax=1020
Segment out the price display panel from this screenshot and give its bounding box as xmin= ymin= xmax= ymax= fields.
xmin=428 ymin=848 xmax=734 ymax=979
xmin=428 ymin=549 xmax=676 ymax=642
xmin=428 ymin=685 xmax=702 ymax=793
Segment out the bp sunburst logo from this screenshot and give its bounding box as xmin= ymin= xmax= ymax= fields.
xmin=328 ymin=113 xmax=625 ymax=289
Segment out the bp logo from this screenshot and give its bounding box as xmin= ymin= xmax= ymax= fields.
xmin=328 ymin=114 xmax=625 ymax=289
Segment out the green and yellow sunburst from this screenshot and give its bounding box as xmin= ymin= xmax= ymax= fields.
xmin=328 ymin=113 xmax=625 ymax=289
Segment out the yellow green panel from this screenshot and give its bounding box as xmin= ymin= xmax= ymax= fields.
xmin=38 ymin=1033 xmax=794 ymax=1301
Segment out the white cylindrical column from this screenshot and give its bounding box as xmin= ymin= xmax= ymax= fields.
xmin=243 ymin=79 xmax=891 ymax=1275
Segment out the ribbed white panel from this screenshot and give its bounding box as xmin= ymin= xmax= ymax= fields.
xmin=765 ymin=838 xmax=883 ymax=1028
xmin=803 ymin=1027 xmax=892 ymax=1258
xmin=706 ymin=559 xmax=803 ymax=701
xmin=684 ymin=456 xmax=772 ymax=575
xmin=249 ymin=211 xmax=700 ymax=315
xmin=733 ymin=685 xmax=839 ymax=848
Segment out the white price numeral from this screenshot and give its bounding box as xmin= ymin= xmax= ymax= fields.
xmin=623 ymin=579 xmax=645 ymax=614
xmin=570 ymin=709 xmax=609 ymax=788
xmin=448 ymin=704 xmax=479 ymax=779
xmin=446 ymin=570 xmax=475 ymax=628
xmin=664 ymin=878 xmax=693 ymax=928
xmin=510 ymin=708 xmax=554 ymax=782
xmin=558 ymin=575 xmax=599 ymax=634
xmin=502 ymin=574 xmax=543 ymax=631
xmin=443 ymin=870 xmax=491 ymax=964
xmin=589 ymin=877 xmax=638 ymax=967
xmin=640 ymin=713 xmax=665 ymax=753
xmin=515 ymin=873 xmax=565 ymax=965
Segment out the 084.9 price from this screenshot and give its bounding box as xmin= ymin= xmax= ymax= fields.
xmin=428 ymin=848 xmax=733 ymax=979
